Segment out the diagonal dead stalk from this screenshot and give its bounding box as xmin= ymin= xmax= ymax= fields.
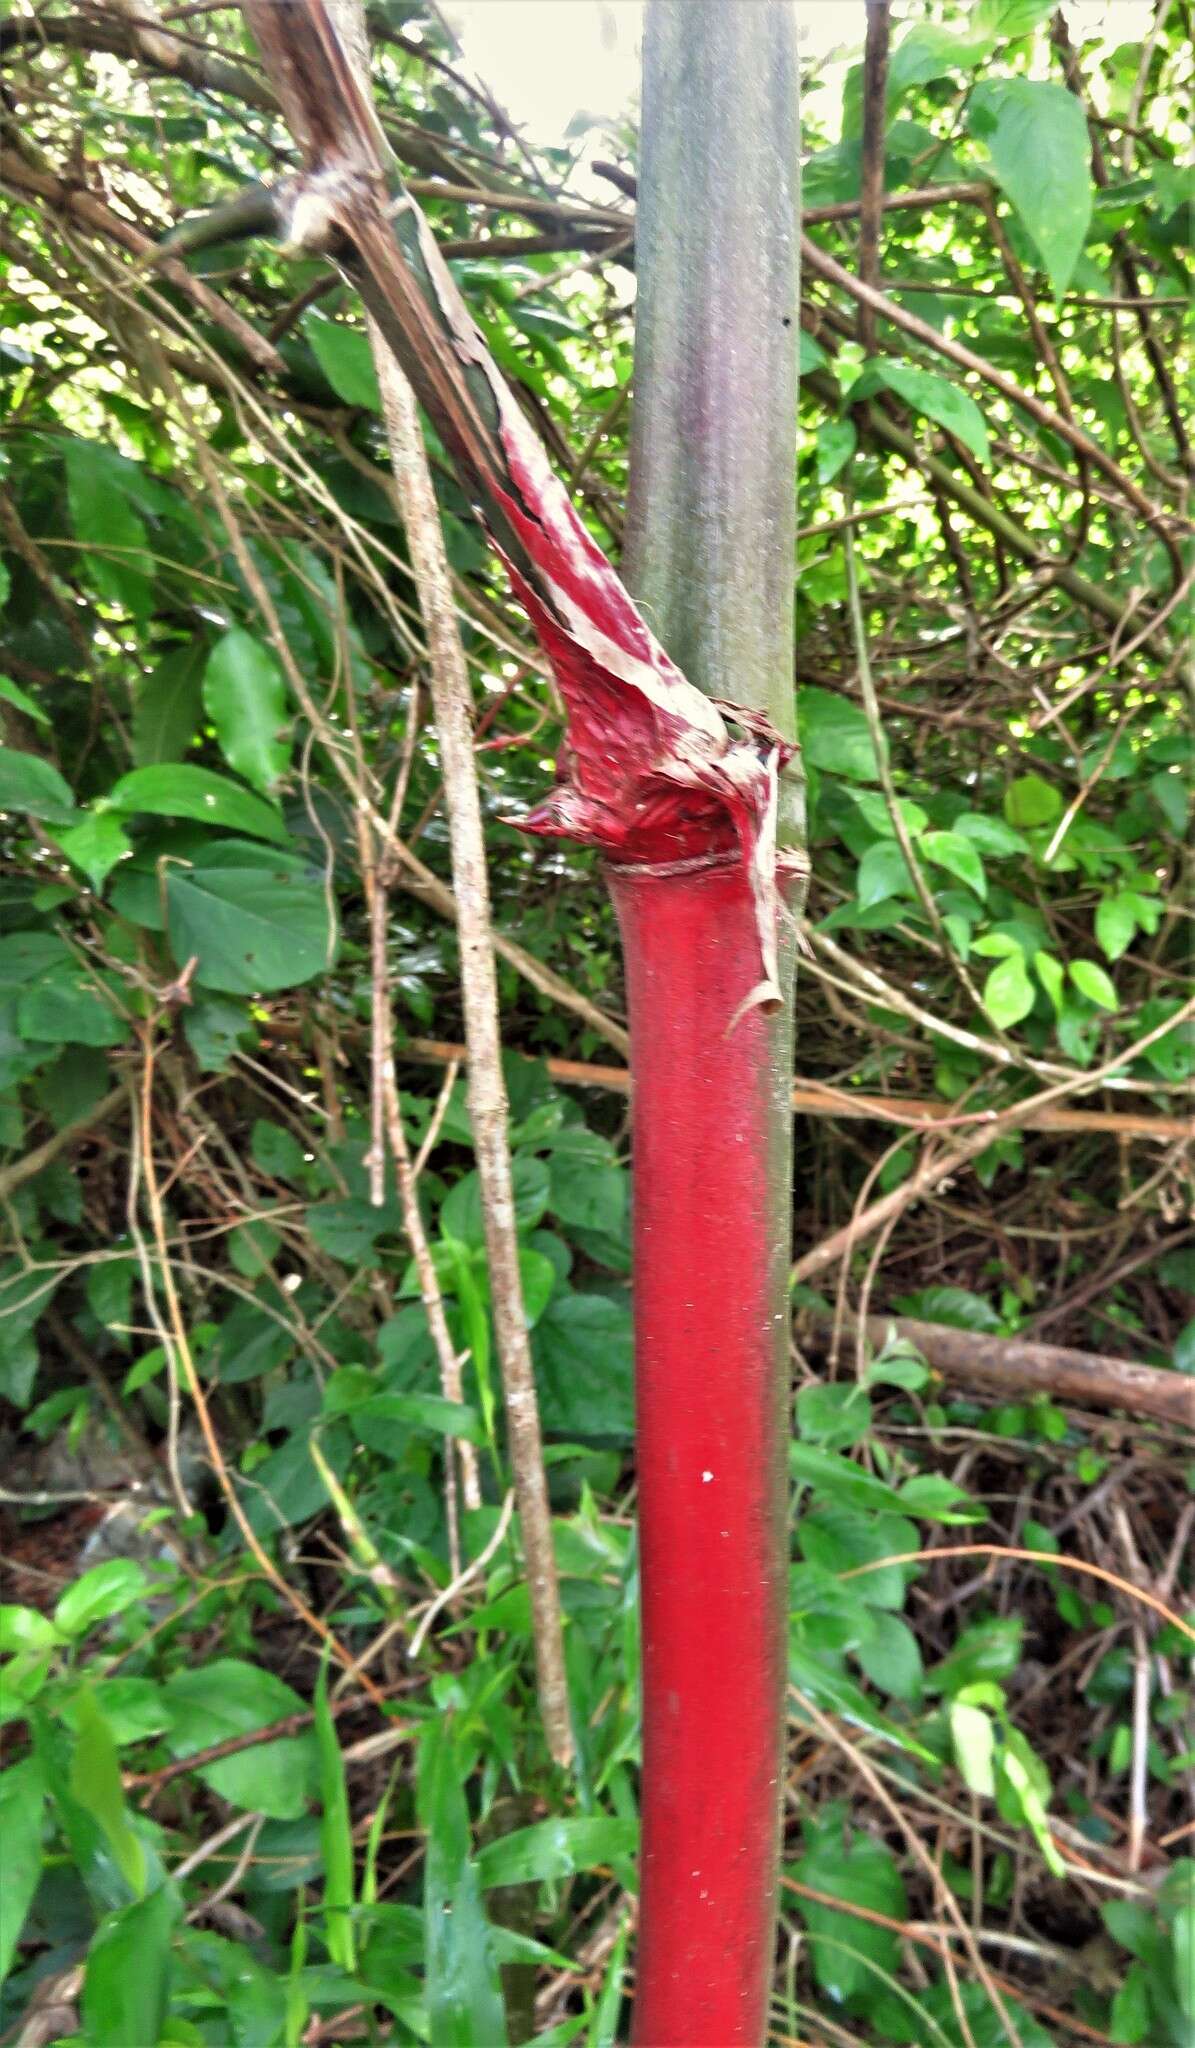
xmin=327 ymin=0 xmax=570 ymax=1769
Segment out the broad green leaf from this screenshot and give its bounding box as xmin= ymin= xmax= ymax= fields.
xmin=851 ymin=359 xmax=990 ymax=463
xmin=789 ymin=1442 xmax=909 ymax=1514
xmin=417 ymin=1719 xmax=507 ymax=2048
xmin=796 ymin=1382 xmax=872 ymax=1450
xmin=1150 ymin=768 xmax=1189 ymax=835
xmin=251 ymin=1119 xmax=307 ymax=1180
xmin=81 ymin=1885 xmax=179 ymax=2048
xmin=0 ymin=746 xmax=73 ymax=820
xmin=166 ymin=853 xmax=337 ymax=994
xmin=889 ymin=22 xmax=989 ymax=99
xmin=70 ymin=1690 xmax=146 ymax=1899
xmin=1096 ymin=891 xmax=1136 ymax=962
xmin=0 ymin=1759 xmax=45 ymax=1986
xmin=928 ymin=1615 xmax=1023 ymax=1695
xmin=109 ymin=764 xmax=286 ymax=842
xmin=798 ymin=330 xmax=829 ymax=373
xmin=314 ymin=1656 xmax=355 ymax=1971
xmin=799 ymin=686 xmax=880 ymax=783
xmin=133 ymin=644 xmax=205 ymax=766
xmin=974 ymin=0 xmax=1062 ymax=38
xmin=203 ymin=628 xmax=291 ymax=793
xmin=1174 ymin=1902 xmax=1194 ymax=2020
xmin=65 ymin=438 xmax=153 ymax=622
xmin=1033 ymin=950 xmax=1065 ymax=1014
xmin=919 ymin=829 xmax=986 ymax=899
xmin=855 ymin=1611 xmax=923 ymax=1703
xmin=54 ymin=1560 xmax=149 ymax=1640
xmin=534 ymin=1291 xmax=634 ymax=1440
xmin=1003 ymin=772 xmax=1062 ymax=829
xmin=1069 ymin=958 xmax=1118 ymax=1010
xmin=953 ymin=811 xmax=1029 ymax=857
xmin=981 ymin=951 xmax=1035 ymax=1028
xmin=161 ymin=1659 xmax=317 ymax=1819
xmin=441 ymin=1154 xmax=551 ymax=1245
xmin=53 ymin=811 xmax=133 ymax=890
xmin=790 ymin=1828 xmax=908 ymax=2002
xmin=0 ymin=674 xmax=50 ymax=727
xmin=816 ymin=417 xmax=856 ymax=486
xmin=857 ymin=838 xmax=914 ymax=909
xmin=1110 ymin=1962 xmax=1151 ymax=2045
xmin=949 ymin=1701 xmax=996 ymax=1796
xmin=304 ymin=312 xmax=382 ymax=410
xmin=968 ymin=80 xmax=1093 ymax=296
xmin=17 ymin=966 xmax=127 ymax=1047
xmin=476 ymin=1817 xmax=636 ymax=1889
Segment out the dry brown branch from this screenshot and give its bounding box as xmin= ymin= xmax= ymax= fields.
xmin=322 ymin=0 xmax=571 ymax=1768
xmin=801 ymin=1311 xmax=1194 ymax=1429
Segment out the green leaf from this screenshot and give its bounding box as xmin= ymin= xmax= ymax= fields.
xmin=1003 ymin=773 xmax=1061 ymax=828
xmin=799 ymin=686 xmax=880 ymax=783
xmin=1109 ymin=1961 xmax=1151 ymax=2045
xmin=53 ymin=812 xmax=133 ymax=890
xmin=1174 ymin=1902 xmax=1194 ymax=2021
xmin=161 ymin=1659 xmax=317 ymax=1819
xmin=65 ymin=438 xmax=153 ymax=622
xmin=791 ymin=1827 xmax=908 ymax=2002
xmin=796 ymin=1382 xmax=872 ymax=1450
xmin=17 ymin=965 xmax=127 ymax=1047
xmin=251 ymin=1119 xmax=307 ymax=1180
xmin=918 ymin=829 xmax=986 ymax=899
xmin=417 ymin=1720 xmax=507 ymax=2048
xmin=789 ymin=1442 xmax=909 ymax=1514
xmin=1033 ymin=950 xmax=1065 ymax=1014
xmin=0 ymin=1759 xmax=45 ymax=1986
xmin=203 ymin=628 xmax=291 ymax=793
xmin=132 ymin=644 xmax=206 ymax=766
xmin=314 ymin=1655 xmax=355 ymax=1972
xmin=1069 ymin=958 xmax=1118 ymax=1011
xmin=816 ymin=417 xmax=856 ymax=486
xmin=968 ymin=80 xmax=1093 ymax=296
xmin=851 ymin=359 xmax=990 ymax=463
xmin=0 ymin=746 xmax=74 ymax=820
xmin=1150 ymin=768 xmax=1189 ymax=835
xmin=534 ymin=1291 xmax=634 ymax=1440
xmin=304 ymin=312 xmax=382 ymax=410
xmin=973 ymin=0 xmax=1059 ymax=33
xmin=949 ymin=1701 xmax=996 ymax=1796
xmin=70 ymin=1690 xmax=146 ymax=1899
xmin=889 ymin=22 xmax=989 ymax=99
xmin=166 ymin=851 xmax=337 ymax=994
xmin=0 ymin=673 xmax=50 ymax=727
xmin=476 ymin=1817 xmax=636 ymax=1889
xmin=998 ymin=1730 xmax=1066 ymax=1876
xmin=981 ymin=951 xmax=1035 ymax=1028
xmin=54 ymin=1561 xmax=149 ymax=1640
xmin=953 ymin=811 xmax=1029 ymax=857
xmin=857 ymin=839 xmax=915 ymax=909
xmin=109 ymin=764 xmax=287 ymax=842
xmin=798 ymin=330 xmax=829 ymax=373
xmin=81 ymin=1885 xmax=179 ymax=2048
xmin=855 ymin=1611 xmax=923 ymax=1703
xmin=588 ymin=1917 xmax=630 ymax=2048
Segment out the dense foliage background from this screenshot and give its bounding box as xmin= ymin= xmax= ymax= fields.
xmin=0 ymin=1 xmax=1191 ymax=2042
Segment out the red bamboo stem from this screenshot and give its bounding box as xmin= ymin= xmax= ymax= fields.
xmin=612 ymin=857 xmax=795 ymax=2046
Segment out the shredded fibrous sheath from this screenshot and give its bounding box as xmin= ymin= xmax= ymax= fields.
xmin=241 ymin=0 xmax=794 ymax=1003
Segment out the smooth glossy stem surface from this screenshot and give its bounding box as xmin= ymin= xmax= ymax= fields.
xmin=613 ymin=860 xmax=796 ymax=2048
xmin=622 ymin=5 xmax=801 ymax=2043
